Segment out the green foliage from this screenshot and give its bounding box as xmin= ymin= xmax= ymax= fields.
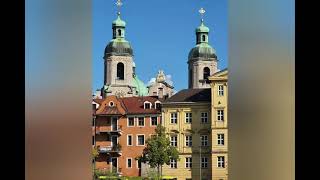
xmin=94 ymin=168 xmax=118 ymax=179
xmin=137 ymin=125 xmax=179 ymax=178
xmin=92 ymin=146 xmax=99 ymax=159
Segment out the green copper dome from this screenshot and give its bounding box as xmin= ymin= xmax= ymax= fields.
xmin=104 ymin=39 xmax=133 ymax=58
xmin=188 ymin=43 xmax=217 ymax=60
xmin=132 ymin=75 xmax=148 ymax=96
xmin=196 ymin=21 xmax=210 ymax=33
xmin=112 ymin=16 xmax=126 ymax=27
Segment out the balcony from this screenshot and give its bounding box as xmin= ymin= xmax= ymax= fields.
xmin=97 ymin=144 xmax=122 ymax=155
xmin=95 ymin=125 xmax=122 ymax=135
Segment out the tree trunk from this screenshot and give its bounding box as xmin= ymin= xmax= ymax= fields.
xmin=160 ymin=165 xmax=163 ymax=179
xmin=157 ymin=165 xmax=160 ymax=180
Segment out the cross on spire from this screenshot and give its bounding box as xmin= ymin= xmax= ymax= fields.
xmin=199 ymin=7 xmax=206 ymax=22
xmin=115 ymin=0 xmax=123 ymax=16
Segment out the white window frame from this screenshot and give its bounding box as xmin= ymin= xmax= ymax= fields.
xmin=201 ymin=112 xmax=208 ymax=123
xmin=201 ymin=157 xmax=208 ymax=168
xmin=127 ymin=117 xmax=135 ymax=127
xmin=144 ymin=101 xmax=152 ymax=109
xmin=126 ymin=158 xmax=132 ymax=168
xmin=136 ymin=134 xmax=145 ymax=146
xmin=185 ymin=112 xmax=192 ymax=123
xmin=185 ymin=135 xmax=192 ymax=147
xmin=185 ymin=157 xmax=192 ymax=168
xmin=170 ymin=112 xmax=178 ymax=124
xmin=137 ymin=117 xmax=145 ymax=127
xmin=201 ymin=135 xmax=208 ymax=147
xmin=170 ymin=159 xmax=177 ymax=169
xmin=217 ymin=110 xmax=224 ymax=121
xmin=217 ymin=156 xmax=225 ymax=168
xmin=127 ymin=134 xmax=133 ymax=146
xmin=217 ymin=134 xmax=224 ymax=145
xmin=218 ymin=85 xmax=224 ymax=96
xmin=150 ymin=116 xmax=158 ymax=126
xmin=170 ymin=135 xmax=178 ymax=147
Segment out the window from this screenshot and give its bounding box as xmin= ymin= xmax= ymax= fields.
xmin=171 ymin=113 xmax=177 ymax=124
xmin=201 ymin=112 xmax=208 ymax=123
xmin=109 ymin=101 xmax=114 ymax=107
xmin=170 ymin=159 xmax=177 ymax=168
xmin=137 ymin=135 xmax=145 ymax=146
xmin=201 ymin=135 xmax=208 ymax=146
xmin=202 ymin=35 xmax=206 ymax=41
xmin=185 ymin=112 xmax=192 ymax=123
xmin=217 ymin=110 xmax=224 ymax=121
xmin=137 ymin=160 xmax=141 ymax=169
xmin=127 ymin=135 xmax=132 ymax=146
xmin=151 ymin=117 xmax=158 ymax=126
xmin=155 ymin=102 xmax=161 ymax=109
xmin=170 ymin=135 xmax=177 ymax=147
xmin=185 ymin=157 xmax=192 ymax=168
xmin=203 ymin=67 xmax=210 ymax=80
xmin=201 ymin=157 xmax=208 ymax=168
xmin=217 ymin=156 xmax=225 ymax=168
xmin=127 ymin=158 xmax=132 ymax=168
xmin=218 ymin=85 xmax=224 ymax=96
xmin=185 ymin=135 xmax=192 ymax=147
xmin=117 ymin=63 xmax=124 ymax=80
xmin=118 ymin=29 xmax=121 ymax=36
xmin=138 ymin=117 xmax=145 ymax=126
xmin=128 ymin=117 xmax=134 ymax=127
xmin=217 ymin=134 xmax=225 ymax=145
xmin=144 ymin=102 xmax=151 ymax=109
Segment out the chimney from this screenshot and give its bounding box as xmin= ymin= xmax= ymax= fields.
xmin=158 ymin=88 xmax=164 ymax=99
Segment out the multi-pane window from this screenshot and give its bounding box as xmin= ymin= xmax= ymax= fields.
xmin=155 ymin=103 xmax=161 ymax=109
xmin=201 ymin=112 xmax=208 ymax=123
xmin=144 ymin=102 xmax=151 ymax=109
xmin=128 ymin=117 xmax=134 ymax=127
xmin=217 ymin=134 xmax=225 ymax=145
xmin=171 ymin=113 xmax=177 ymax=124
xmin=170 ymin=159 xmax=177 ymax=168
xmin=185 ymin=112 xmax=192 ymax=123
xmin=185 ymin=157 xmax=192 ymax=168
xmin=185 ymin=135 xmax=192 ymax=147
xmin=170 ymin=135 xmax=178 ymax=147
xmin=201 ymin=157 xmax=208 ymax=168
xmin=217 ymin=110 xmax=224 ymax=121
xmin=138 ymin=117 xmax=145 ymax=126
xmin=201 ymin=135 xmax=208 ymax=146
xmin=127 ymin=158 xmax=132 ymax=168
xmin=151 ymin=117 xmax=158 ymax=126
xmin=218 ymin=85 xmax=224 ymax=96
xmin=217 ymin=156 xmax=225 ymax=168
xmin=127 ymin=135 xmax=132 ymax=146
xmin=137 ymin=135 xmax=145 ymax=146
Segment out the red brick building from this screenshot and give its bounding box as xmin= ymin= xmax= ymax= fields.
xmin=93 ymin=95 xmax=162 ymax=177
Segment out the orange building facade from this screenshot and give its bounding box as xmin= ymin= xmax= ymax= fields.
xmin=93 ymin=96 xmax=162 ymax=177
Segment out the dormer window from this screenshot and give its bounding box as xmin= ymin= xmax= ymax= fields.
xmin=109 ymin=101 xmax=114 ymax=107
xmin=144 ymin=101 xmax=152 ymax=109
xmin=155 ymin=101 xmax=161 ymax=110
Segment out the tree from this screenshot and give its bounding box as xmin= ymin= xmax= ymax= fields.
xmin=137 ymin=125 xmax=179 ymax=179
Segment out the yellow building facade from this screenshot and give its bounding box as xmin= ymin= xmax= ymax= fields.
xmin=161 ymin=69 xmax=228 ymax=180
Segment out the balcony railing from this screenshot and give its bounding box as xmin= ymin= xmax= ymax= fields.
xmin=97 ymin=144 xmax=122 ymax=154
xmin=95 ymin=126 xmax=122 ymax=134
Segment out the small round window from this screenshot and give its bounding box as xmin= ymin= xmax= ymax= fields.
xmin=109 ymin=101 xmax=114 ymax=107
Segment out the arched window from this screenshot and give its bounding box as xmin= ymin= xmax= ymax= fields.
xmin=118 ymin=29 xmax=121 ymax=36
xmin=117 ymin=63 xmax=124 ymax=80
xmin=202 ymin=35 xmax=206 ymax=42
xmin=203 ymin=67 xmax=210 ymax=80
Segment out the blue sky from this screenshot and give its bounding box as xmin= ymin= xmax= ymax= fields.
xmin=93 ymin=0 xmax=227 ymax=93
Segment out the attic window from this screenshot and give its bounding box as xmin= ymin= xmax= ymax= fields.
xmin=155 ymin=101 xmax=161 ymax=110
xmin=144 ymin=101 xmax=152 ymax=109
xmin=109 ymin=101 xmax=114 ymax=107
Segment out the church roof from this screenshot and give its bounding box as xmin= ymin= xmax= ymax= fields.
xmin=188 ymin=43 xmax=217 ymax=60
xmin=104 ymin=39 xmax=133 ymax=58
xmin=132 ymin=75 xmax=149 ymax=96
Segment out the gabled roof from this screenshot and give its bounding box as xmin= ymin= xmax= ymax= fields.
xmin=163 ymin=88 xmax=211 ymax=103
xmin=121 ymin=96 xmax=162 ymax=115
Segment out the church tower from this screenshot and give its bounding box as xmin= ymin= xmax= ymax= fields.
xmin=188 ymin=8 xmax=218 ymax=89
xmin=101 ymin=0 xmax=148 ymax=98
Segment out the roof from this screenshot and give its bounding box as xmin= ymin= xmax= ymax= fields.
xmin=97 ymin=106 xmax=122 ymax=115
xmin=121 ymin=96 xmax=162 ymax=115
xmin=163 ymin=88 xmax=211 ymax=103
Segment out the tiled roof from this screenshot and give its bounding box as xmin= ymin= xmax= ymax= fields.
xmin=96 ymin=106 xmax=122 ymax=115
xmin=120 ymin=96 xmax=162 ymax=115
xmin=163 ymin=88 xmax=211 ymax=103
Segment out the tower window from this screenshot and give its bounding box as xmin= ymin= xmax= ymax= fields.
xmin=202 ymin=35 xmax=206 ymax=41
xmin=203 ymin=67 xmax=210 ymax=80
xmin=117 ymin=63 xmax=124 ymax=80
xmin=118 ymin=29 xmax=121 ymax=36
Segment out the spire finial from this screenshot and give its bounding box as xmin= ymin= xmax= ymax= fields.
xmin=116 ymin=0 xmax=123 ymax=17
xmin=199 ymin=7 xmax=206 ymax=23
